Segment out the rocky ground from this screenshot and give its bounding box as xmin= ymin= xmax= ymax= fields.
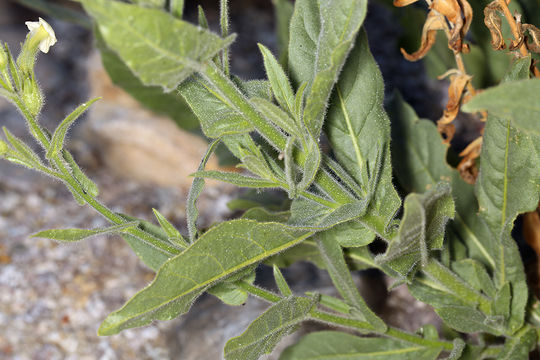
xmin=0 ymin=1 xmax=442 ymax=359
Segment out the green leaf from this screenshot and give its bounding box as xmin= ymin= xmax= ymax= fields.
xmin=180 ymin=76 xmax=253 ymax=138
xmin=377 ymin=183 xmax=455 ymax=279
xmin=435 ymin=306 xmax=503 ymax=335
xmin=326 ymin=31 xmax=400 ymax=238
xmin=62 ymin=151 xmax=99 ymax=197
xmin=152 ymin=208 xmax=188 ymax=249
xmin=280 ymin=331 xmax=442 ymax=360
xmin=267 ymin=239 xmax=325 ymax=269
xmin=473 ymin=113 xmax=537 ymax=333
xmin=81 ymin=0 xmax=235 ymax=91
xmin=207 ymin=282 xmax=249 ymax=307
xmin=187 ymin=139 xmax=221 ymax=242
xmin=497 ymin=326 xmax=536 ymax=360
xmin=251 ymin=97 xmax=300 ymax=138
xmin=316 ymin=233 xmax=386 ymax=331
xmin=121 ymin=233 xmax=171 ymax=271
xmin=273 ymin=264 xmax=292 ymax=297
xmin=170 ymin=0 xmax=184 ymax=18
xmin=258 ymin=44 xmax=295 ymax=115
xmin=130 ymin=0 xmax=165 ymax=8
xmin=321 ymin=220 xmax=375 ymax=248
xmin=502 ymin=55 xmax=531 ymax=83
xmin=33 ymin=222 xmax=139 ymax=242
xmin=224 ymin=296 xmax=314 ymax=360
xmin=2 ymin=127 xmax=43 ymax=169
xmin=191 ymin=170 xmax=278 ymax=189
xmin=98 ymin=220 xmax=312 ymax=335
xmin=241 ymin=207 xmax=290 ymax=223
xmin=450 ymin=259 xmax=496 ymax=298
xmin=47 ymin=98 xmax=100 ymax=159
xmin=289 ymin=0 xmax=367 ymax=138
xmin=272 ymin=0 xmax=294 ymax=66
xmin=95 ymin=28 xmax=199 ymax=130
xmin=462 ymin=79 xmax=540 ymax=137
xmin=443 ymin=339 xmax=465 ymax=360
xmin=14 ymin=0 xmax=91 ymax=29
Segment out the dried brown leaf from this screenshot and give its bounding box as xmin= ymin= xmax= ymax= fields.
xmin=437 ymin=122 xmax=456 ymax=144
xmin=393 ymin=0 xmax=420 ymax=6
xmin=401 ymin=11 xmax=446 ymax=61
xmin=509 ymin=12 xmax=525 ymax=51
xmin=484 ymin=1 xmax=506 ymax=50
xmin=522 ymin=24 xmax=540 ymax=53
xmin=458 ymin=136 xmax=482 ymax=184
xmin=438 ymin=73 xmax=471 ymax=125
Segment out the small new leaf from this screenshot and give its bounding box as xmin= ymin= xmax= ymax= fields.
xmin=152 ymin=208 xmax=188 ymax=249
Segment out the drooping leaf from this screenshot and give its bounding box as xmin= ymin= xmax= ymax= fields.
xmin=46 ymin=98 xmax=100 ymax=159
xmin=186 ymin=139 xmax=221 ymax=242
xmin=95 ymin=28 xmax=199 ymax=130
xmin=289 ymin=0 xmax=367 ymax=138
xmin=325 ymin=31 xmax=400 ymax=238
xmin=98 ymin=220 xmax=312 ymax=335
xmin=81 ymin=0 xmax=235 ymax=91
xmin=33 ymin=222 xmax=139 ymax=242
xmin=316 ymin=233 xmax=386 ymax=331
xmin=377 ymin=183 xmax=455 ymax=279
xmin=224 ymin=296 xmax=314 ymax=360
xmin=280 ymin=331 xmax=442 ymax=360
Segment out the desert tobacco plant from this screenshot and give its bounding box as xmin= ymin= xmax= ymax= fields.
xmin=1 ymin=0 xmax=540 ymax=358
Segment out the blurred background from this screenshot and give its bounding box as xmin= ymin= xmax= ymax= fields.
xmin=0 ymin=0 xmax=486 ymax=358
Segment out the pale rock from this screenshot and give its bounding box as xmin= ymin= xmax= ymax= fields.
xmin=84 ymin=51 xmax=218 ymax=189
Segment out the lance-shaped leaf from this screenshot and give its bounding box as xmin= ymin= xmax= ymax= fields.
xmin=377 ymin=183 xmax=455 ymax=279
xmin=2 ymin=127 xmax=43 ymax=169
xmin=224 ymin=296 xmax=314 ymax=360
xmin=462 ymin=79 xmax=540 ymax=137
xmin=259 ymin=44 xmax=295 ymax=115
xmin=289 ymin=0 xmax=367 ymax=138
xmin=280 ymin=331 xmax=442 ymax=360
xmin=326 ymin=31 xmax=400 ymax=238
xmin=316 ymin=233 xmax=386 ymax=331
xmin=98 ymin=220 xmax=312 ymax=335
xmin=273 ymin=265 xmax=292 ymax=297
xmin=80 ymin=0 xmax=235 ymax=91
xmin=33 ymin=222 xmax=139 ymax=242
xmin=62 ymin=150 xmax=99 ymax=197
xmin=152 ymin=208 xmax=188 ymax=249
xmin=47 ymin=99 xmax=100 ymax=159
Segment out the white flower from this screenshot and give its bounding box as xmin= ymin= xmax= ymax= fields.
xmin=25 ymin=18 xmax=57 ymax=53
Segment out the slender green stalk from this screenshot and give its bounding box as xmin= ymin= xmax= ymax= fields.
xmin=237 ymin=281 xmax=455 ymax=351
xmin=219 ymin=0 xmax=230 ymax=76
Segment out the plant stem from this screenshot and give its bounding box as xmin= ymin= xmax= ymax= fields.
xmin=219 ymin=0 xmax=230 ymax=76
xmin=237 ymin=281 xmax=455 ymax=351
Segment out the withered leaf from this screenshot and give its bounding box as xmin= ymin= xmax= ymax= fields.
xmin=484 ymin=1 xmax=506 ymax=50
xmin=401 ymin=11 xmax=446 ymax=61
xmin=522 ymin=24 xmax=540 ymax=53
xmin=458 ymin=136 xmax=482 ymax=184
xmin=393 ymin=0 xmax=420 ymax=7
xmin=438 ymin=72 xmax=472 ymax=127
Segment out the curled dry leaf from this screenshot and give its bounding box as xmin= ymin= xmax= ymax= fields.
xmin=438 ymin=72 xmax=472 ymax=128
xmin=522 ymin=24 xmax=540 ymax=53
xmin=401 ymin=11 xmax=446 ymax=61
xmin=431 ymin=0 xmax=470 ymax=52
xmin=509 ymin=13 xmax=525 ymax=51
xmin=484 ymin=1 xmax=506 ymax=50
xmin=457 ymin=136 xmax=482 ymax=184
xmin=437 ymin=122 xmax=456 ymax=145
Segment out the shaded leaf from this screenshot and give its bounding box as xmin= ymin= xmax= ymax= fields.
xmin=81 ymin=0 xmax=235 ymax=91
xmin=497 ymin=326 xmax=536 ymax=360
xmin=280 ymin=331 xmax=442 ymax=360
xmin=33 ymin=222 xmax=139 ymax=242
xmin=95 ymin=28 xmax=198 ymax=130
xmin=377 ymin=183 xmax=455 ymax=279
xmin=224 ymin=296 xmax=314 ymax=360
xmin=98 ymin=220 xmax=312 ymax=335
xmin=273 ymin=264 xmax=292 ymax=297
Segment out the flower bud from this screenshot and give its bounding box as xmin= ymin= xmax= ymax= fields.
xmin=21 ymin=77 xmax=43 ymax=116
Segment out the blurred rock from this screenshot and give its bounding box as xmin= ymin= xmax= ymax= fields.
xmin=83 ymin=52 xmax=218 ymax=189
